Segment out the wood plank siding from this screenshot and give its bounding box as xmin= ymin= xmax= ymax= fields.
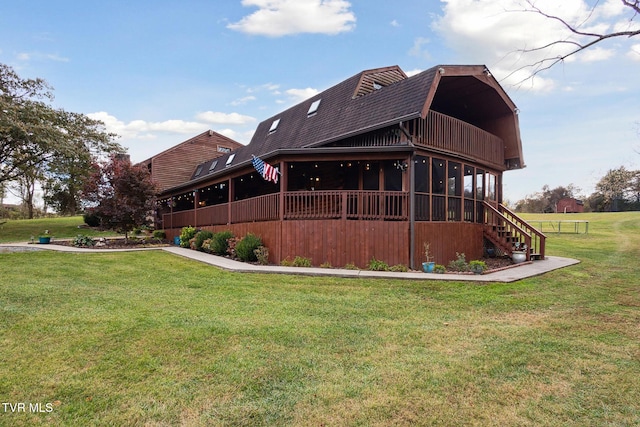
xmin=165 ymin=220 xmax=408 ymax=269
xmin=413 ymin=222 xmax=484 ymax=267
xmin=138 ymin=130 xmax=242 ymax=192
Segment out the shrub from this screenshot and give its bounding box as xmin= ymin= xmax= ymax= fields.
xmin=226 ymin=236 xmax=241 ymax=258
xmin=254 ymin=246 xmax=269 ymax=265
xmin=344 ymin=263 xmax=359 ymax=270
xmin=235 ymin=233 xmax=262 ymax=262
xmin=448 ymin=252 xmax=469 ymax=272
xmin=368 ymin=257 xmax=389 ymax=271
xmin=193 ymin=231 xmax=214 ymax=252
xmin=73 ymin=234 xmax=95 ymax=247
xmin=469 ymin=260 xmax=487 ymax=274
xmin=180 ymin=226 xmax=197 ymax=248
xmin=212 ymin=230 xmax=235 ymax=255
xmin=320 ymin=262 xmax=332 ymax=269
xmin=293 ymin=256 xmax=312 ymax=267
xmin=152 ymin=230 xmax=166 ymax=240
xmin=280 ymin=257 xmax=294 ymax=267
xmin=390 ymin=264 xmax=409 ymax=272
xmin=83 ymin=212 xmax=101 ymax=227
xmin=434 ymin=264 xmax=446 ymax=274
xmin=201 ymin=238 xmax=213 ymax=254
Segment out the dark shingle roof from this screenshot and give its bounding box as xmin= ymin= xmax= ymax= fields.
xmin=189 ymin=65 xmax=439 ymax=181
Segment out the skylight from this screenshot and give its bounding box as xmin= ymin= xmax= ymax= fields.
xmin=194 ymin=165 xmax=203 ymax=176
xmin=268 ymin=118 xmax=280 ymax=134
xmin=208 ymin=160 xmax=218 ymax=172
xmin=307 ymin=99 xmax=321 ymax=116
xmin=225 ymin=154 xmax=235 ymax=167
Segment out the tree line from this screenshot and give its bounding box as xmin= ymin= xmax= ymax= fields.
xmin=1 ymin=63 xmax=157 ymax=237
xmin=514 ymin=167 xmax=640 ymax=213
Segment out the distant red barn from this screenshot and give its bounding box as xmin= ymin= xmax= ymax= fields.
xmin=556 ymin=198 xmax=584 ymax=213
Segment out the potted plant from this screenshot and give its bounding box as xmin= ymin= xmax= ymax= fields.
xmin=469 ymin=260 xmax=487 ymax=275
xmin=422 ymin=242 xmax=435 ymax=273
xmin=511 ymin=242 xmax=527 ymax=264
xmin=38 ymin=230 xmax=51 ymax=244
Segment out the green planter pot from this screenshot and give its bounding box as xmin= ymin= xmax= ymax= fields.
xmin=38 ymin=236 xmax=51 ymax=244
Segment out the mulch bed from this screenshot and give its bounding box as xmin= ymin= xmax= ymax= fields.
xmin=54 ymin=238 xmax=171 ymax=249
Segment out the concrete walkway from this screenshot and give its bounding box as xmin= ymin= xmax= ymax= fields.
xmin=0 ymin=241 xmax=580 ymax=283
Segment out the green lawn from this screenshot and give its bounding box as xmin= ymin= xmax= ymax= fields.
xmin=1 ymin=213 xmax=639 ymax=426
xmin=0 ymin=216 xmax=119 ymax=243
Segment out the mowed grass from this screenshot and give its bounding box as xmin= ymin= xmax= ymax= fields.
xmin=0 ymin=213 xmax=639 ymax=426
xmin=0 ymin=216 xmax=119 ymax=243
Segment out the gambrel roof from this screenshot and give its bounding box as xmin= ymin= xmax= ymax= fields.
xmin=175 ymin=65 xmax=524 ymax=190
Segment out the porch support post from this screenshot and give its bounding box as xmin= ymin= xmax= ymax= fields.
xmin=279 ymin=161 xmax=286 ymax=221
xmin=193 ymin=190 xmax=198 ymax=227
xmin=279 ymin=161 xmax=286 ymax=265
xmin=409 ymin=153 xmax=416 ymax=271
xmin=170 ymin=197 xmax=173 ymax=233
xmin=228 ymin=179 xmax=234 ymax=225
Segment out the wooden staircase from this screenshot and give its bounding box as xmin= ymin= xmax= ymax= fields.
xmin=482 ymin=202 xmax=546 ymax=261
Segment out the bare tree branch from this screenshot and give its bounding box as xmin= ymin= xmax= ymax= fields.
xmin=503 ymin=0 xmax=640 ymax=86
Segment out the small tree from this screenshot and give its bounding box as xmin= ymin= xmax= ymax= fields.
xmin=82 ymin=155 xmax=158 ymax=239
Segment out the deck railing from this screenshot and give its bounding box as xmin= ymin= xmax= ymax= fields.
xmin=231 ymin=193 xmax=280 ymax=223
xmin=164 ymin=190 xmax=409 ymax=227
xmin=285 ymin=190 xmax=408 ymax=221
xmin=412 ymin=110 xmax=505 ymax=168
xmin=482 ymin=202 xmax=546 ymax=260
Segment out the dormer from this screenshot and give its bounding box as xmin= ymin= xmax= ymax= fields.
xmin=352 ymin=66 xmax=407 ymax=98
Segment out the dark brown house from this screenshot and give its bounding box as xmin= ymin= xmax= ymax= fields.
xmin=158 ymin=65 xmax=545 ymax=268
xmin=138 ymin=130 xmax=243 ymax=192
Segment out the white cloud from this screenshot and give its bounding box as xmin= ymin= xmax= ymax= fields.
xmin=431 ymin=0 xmax=639 ymax=90
xmin=285 ymin=87 xmax=320 ymax=103
xmin=88 ymin=112 xmax=208 ymax=140
xmin=16 ymin=51 xmax=69 ymax=62
xmin=409 ymin=37 xmax=431 ymax=60
xmin=228 ymin=0 xmax=356 ymax=37
xmin=196 ymin=111 xmax=256 ymax=125
xmin=576 ymin=46 xmax=615 ymax=62
xmin=628 ymin=44 xmax=640 ymax=61
xmin=390 ymin=19 xmax=400 ymax=27
xmin=230 ymin=95 xmax=257 ymax=106
xmin=405 ymin=68 xmax=424 ymax=77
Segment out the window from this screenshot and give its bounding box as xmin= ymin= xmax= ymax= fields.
xmin=217 ymin=146 xmax=231 ymax=153
xmin=307 ymin=99 xmax=321 ymax=116
xmin=448 ymin=162 xmax=461 ymax=196
xmin=464 ymin=166 xmax=474 ymax=198
xmin=414 ymin=156 xmax=429 ymax=193
xmin=194 ymin=165 xmax=203 ymax=177
xmin=432 ymin=159 xmax=445 ymax=194
xmin=268 ymin=118 xmax=280 ymax=134
xmin=225 ymin=154 xmax=235 ymax=167
xmin=486 ymin=172 xmax=496 ymax=201
xmin=208 ymin=160 xmax=218 ymax=173
xmin=476 ymin=169 xmax=484 ymax=200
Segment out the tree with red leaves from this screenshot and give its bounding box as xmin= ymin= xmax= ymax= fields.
xmin=82 ymin=155 xmax=158 ymax=239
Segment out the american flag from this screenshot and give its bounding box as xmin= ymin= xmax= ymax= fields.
xmin=251 ymin=155 xmax=280 ymax=183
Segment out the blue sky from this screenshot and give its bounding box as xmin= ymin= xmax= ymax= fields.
xmin=1 ymin=0 xmax=639 ymax=203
